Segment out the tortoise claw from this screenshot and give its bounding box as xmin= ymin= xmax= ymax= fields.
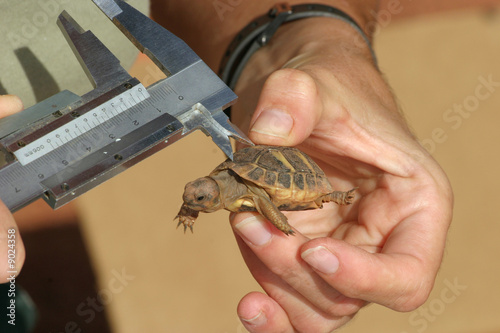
xmin=181 ymin=223 xmax=194 ymax=234
xmin=175 ymin=215 xmax=195 ymax=234
xmin=175 ymin=205 xmax=198 ymax=235
xmin=344 ymin=187 xmax=358 ymax=205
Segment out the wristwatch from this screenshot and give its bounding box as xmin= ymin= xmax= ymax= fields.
xmin=219 ymin=3 xmax=376 ymax=92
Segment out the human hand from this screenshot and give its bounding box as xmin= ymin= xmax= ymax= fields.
xmin=0 ymin=95 xmax=26 ymax=281
xmin=229 ymin=18 xmax=453 ymax=332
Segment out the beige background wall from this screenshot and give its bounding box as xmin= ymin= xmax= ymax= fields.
xmin=18 ymin=6 xmax=500 ymax=333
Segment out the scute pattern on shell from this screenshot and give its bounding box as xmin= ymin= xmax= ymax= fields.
xmin=213 ymin=146 xmax=333 ymax=204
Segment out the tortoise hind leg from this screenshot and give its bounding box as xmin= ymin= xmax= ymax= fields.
xmin=253 ymin=196 xmax=295 ymax=236
xmin=318 ymin=188 xmax=357 ymax=206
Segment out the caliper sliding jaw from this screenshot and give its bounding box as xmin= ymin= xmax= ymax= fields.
xmin=0 ymin=0 xmax=252 ymax=212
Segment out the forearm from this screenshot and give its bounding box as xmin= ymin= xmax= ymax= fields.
xmin=150 ymin=0 xmax=379 ymax=70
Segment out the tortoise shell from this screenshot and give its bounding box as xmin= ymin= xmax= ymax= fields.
xmin=211 ymin=145 xmax=333 ymax=206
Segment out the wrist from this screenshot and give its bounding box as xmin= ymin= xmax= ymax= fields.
xmin=218 ymin=1 xmax=379 ymax=72
xmin=220 ymin=3 xmax=376 ymax=92
xmin=151 ymin=1 xmax=379 ymax=70
xmin=229 ymin=16 xmax=384 ymax=137
xmin=234 ymin=16 xmax=377 ymax=94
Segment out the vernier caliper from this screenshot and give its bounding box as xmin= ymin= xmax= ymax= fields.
xmin=0 ymin=0 xmax=252 ymax=212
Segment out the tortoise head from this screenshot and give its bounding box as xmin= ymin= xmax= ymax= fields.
xmin=182 ymin=177 xmax=222 ymax=212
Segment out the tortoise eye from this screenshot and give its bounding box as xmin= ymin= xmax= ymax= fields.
xmin=196 ymin=195 xmax=205 ymax=201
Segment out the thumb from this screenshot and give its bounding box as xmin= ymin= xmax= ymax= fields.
xmin=0 ymin=95 xmax=23 ymax=118
xmin=0 ymin=200 xmax=25 ymax=281
xmin=249 ymin=68 xmax=322 ymax=146
xmin=300 ymin=237 xmax=433 ymax=312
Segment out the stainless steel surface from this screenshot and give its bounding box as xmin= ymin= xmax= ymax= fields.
xmin=92 ymin=0 xmax=201 ymax=77
xmin=58 ymin=10 xmax=132 ymax=98
xmin=0 ymin=90 xmax=80 ymax=140
xmin=0 ymin=1 xmax=252 ymax=212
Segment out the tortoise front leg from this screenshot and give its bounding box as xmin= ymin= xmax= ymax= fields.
xmin=175 ymin=204 xmax=199 ymax=233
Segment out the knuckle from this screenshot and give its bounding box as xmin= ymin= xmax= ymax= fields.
xmin=268 ymin=68 xmax=317 ymax=100
xmin=346 ymin=274 xmax=379 ymax=299
xmin=324 ymin=298 xmax=364 ymax=318
xmin=272 ymin=264 xmax=302 ymax=287
xmin=392 ymin=278 xmax=434 ymax=312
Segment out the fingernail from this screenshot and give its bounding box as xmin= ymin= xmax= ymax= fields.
xmin=234 ymin=215 xmax=272 ymax=246
xmin=301 ymin=246 xmax=339 ymax=274
xmin=241 ymin=310 xmax=267 ymax=327
xmin=250 ymin=109 xmax=293 ymax=139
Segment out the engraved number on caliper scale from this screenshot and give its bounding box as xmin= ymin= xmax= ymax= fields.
xmin=14 ymin=84 xmax=150 ymax=166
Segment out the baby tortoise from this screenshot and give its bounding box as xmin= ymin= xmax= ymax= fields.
xmin=175 ymin=145 xmax=356 ymax=235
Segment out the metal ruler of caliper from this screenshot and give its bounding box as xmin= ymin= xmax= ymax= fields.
xmin=0 ymin=0 xmax=252 ymax=212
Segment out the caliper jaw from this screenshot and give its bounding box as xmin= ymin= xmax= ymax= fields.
xmin=57 ymin=10 xmax=133 ymax=100
xmin=91 ymin=0 xmax=253 ymax=159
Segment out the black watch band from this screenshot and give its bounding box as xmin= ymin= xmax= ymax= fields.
xmin=219 ymin=3 xmax=377 ymax=92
